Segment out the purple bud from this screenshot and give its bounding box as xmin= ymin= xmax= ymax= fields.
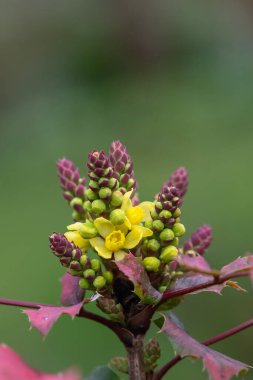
xmin=183 ymin=224 xmax=212 ymax=255
xmin=109 ymin=141 xmax=137 ymax=192
xmin=166 ymin=167 xmax=188 ymax=205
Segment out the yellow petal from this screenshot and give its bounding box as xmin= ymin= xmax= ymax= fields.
xmin=134 ymin=225 xmax=153 ymax=237
xmin=90 ymin=237 xmax=112 ymax=259
xmin=121 ymin=189 xmax=133 ymax=211
xmin=114 ymin=250 xmax=126 ymax=261
xmin=64 ymin=231 xmax=90 ymax=251
xmin=124 ymin=227 xmax=143 ymax=249
xmin=94 ymin=217 xmax=115 ymax=238
xmin=139 ymin=201 xmax=155 ymax=223
xmin=67 ymin=222 xmax=83 ymax=231
xmin=125 ymin=206 xmax=144 ymax=226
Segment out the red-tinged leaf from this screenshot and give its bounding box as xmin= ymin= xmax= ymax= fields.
xmin=171 ymin=274 xmax=225 ymax=295
xmin=220 ymin=256 xmax=253 ymax=279
xmin=115 ymin=253 xmax=162 ymax=304
xmin=0 ymin=344 xmax=81 ymax=380
xmin=23 ymin=302 xmax=84 ymax=336
xmin=60 ymin=273 xmax=84 ymax=306
xmin=177 ymin=254 xmax=219 ymax=276
xmin=159 ymin=314 xmax=249 ymax=380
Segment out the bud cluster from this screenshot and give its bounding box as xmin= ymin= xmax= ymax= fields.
xmin=183 ymin=224 xmax=212 ymax=255
xmin=96 ymin=297 xmax=125 ymax=324
xmin=109 ymin=140 xmax=137 ymax=194
xmin=49 ymin=233 xmax=113 ymax=291
xmin=57 ymin=159 xmax=86 ymax=220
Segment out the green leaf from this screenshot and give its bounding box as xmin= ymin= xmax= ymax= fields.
xmin=87 ymin=365 xmax=120 ymax=380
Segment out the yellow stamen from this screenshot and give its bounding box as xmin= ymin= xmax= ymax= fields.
xmin=105 ymin=230 xmax=125 ymax=252
xmin=125 ymin=206 xmax=144 ymax=226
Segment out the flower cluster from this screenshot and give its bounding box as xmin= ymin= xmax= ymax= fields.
xmin=50 ymin=141 xmax=213 ymax=317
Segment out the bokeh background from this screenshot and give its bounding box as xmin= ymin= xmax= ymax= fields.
xmin=1 ymin=1 xmax=253 ymax=379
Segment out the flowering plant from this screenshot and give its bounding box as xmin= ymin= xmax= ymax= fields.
xmin=1 ymin=141 xmax=253 ymax=380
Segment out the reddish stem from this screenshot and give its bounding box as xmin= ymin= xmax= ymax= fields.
xmin=154 ymin=317 xmax=253 ymax=380
xmin=0 ymin=297 xmax=133 ymax=347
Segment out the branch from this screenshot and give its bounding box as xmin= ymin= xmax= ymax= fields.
xmin=0 ymin=297 xmax=133 ymax=347
xmin=157 ymin=271 xmax=250 ymax=308
xmin=154 ymin=317 xmax=253 ymax=380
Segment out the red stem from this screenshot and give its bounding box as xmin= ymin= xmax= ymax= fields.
xmin=0 ymin=297 xmax=133 ymax=347
xmin=154 ymin=317 xmax=253 ymax=380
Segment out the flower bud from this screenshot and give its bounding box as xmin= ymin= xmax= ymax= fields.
xmin=69 ymin=261 xmax=82 ymax=271
xmin=173 ymin=208 xmax=181 ymax=217
xmin=147 ymin=239 xmax=160 ymax=252
xmin=159 ymin=228 xmax=174 ymax=243
xmin=111 ymin=191 xmax=123 ymax=207
xmin=70 ymin=197 xmax=84 ymax=213
xmin=159 ymin=210 xmax=172 ymax=220
xmin=83 ymin=200 xmax=92 ymax=212
xmin=79 ymin=278 xmax=90 ymax=289
xmin=72 ymin=211 xmax=82 ymax=221
xmin=152 ymin=220 xmax=164 ymax=232
xmin=99 ymin=187 xmax=112 ymax=200
xmin=80 ymin=254 xmax=88 ymax=266
xmin=93 ymin=276 xmax=106 ymax=289
xmin=91 ymin=199 xmax=106 ymax=214
xmin=109 ymin=177 xmax=118 ymax=190
xmin=85 ymin=188 xmax=97 ymax=201
xmin=103 ymin=271 xmax=114 ymax=284
xmin=160 ymin=246 xmax=178 ymax=263
xmin=91 ymin=259 xmax=101 ymax=271
xmin=83 ymin=269 xmax=96 ymax=281
xmin=144 ymin=220 xmax=153 ymax=229
xmin=89 ymin=180 xmax=99 ymax=192
xmin=110 ymin=209 xmax=125 ymax=225
xmin=171 ymin=237 xmax=179 ymax=246
xmin=143 ymin=257 xmax=161 ymax=272
xmin=173 ymin=223 xmax=186 ymax=237
xmin=79 ymin=223 xmax=97 ymax=239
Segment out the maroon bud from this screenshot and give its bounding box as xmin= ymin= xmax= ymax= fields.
xmin=183 ymin=224 xmax=212 ymax=255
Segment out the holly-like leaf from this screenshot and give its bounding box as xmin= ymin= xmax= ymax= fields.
xmin=159 ymin=314 xmax=249 ymax=380
xmin=60 ymin=272 xmax=84 ymax=306
xmin=87 ymin=365 xmax=120 ymax=380
xmin=0 ymin=344 xmax=81 ymax=379
xmin=23 ymin=302 xmax=84 ymax=337
xmin=115 ymin=253 xmax=162 ymax=304
xmin=220 ymin=256 xmax=253 ymax=279
xmin=177 ymin=254 xmax=219 ymax=276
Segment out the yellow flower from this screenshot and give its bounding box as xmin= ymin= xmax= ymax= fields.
xmin=120 ymin=190 xmax=154 ymax=229
xmin=90 ymin=217 xmax=153 ymax=260
xmin=64 ymin=230 xmax=90 ymax=252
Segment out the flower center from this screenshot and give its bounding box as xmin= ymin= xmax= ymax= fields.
xmin=125 ymin=206 xmax=144 ymax=226
xmin=105 ymin=230 xmax=125 ymax=252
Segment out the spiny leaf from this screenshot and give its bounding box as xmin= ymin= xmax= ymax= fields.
xmin=60 ymin=272 xmax=84 ymax=306
xmin=220 ymin=256 xmax=253 ymax=279
xmin=115 ymin=253 xmax=162 ymax=304
xmin=159 ymin=314 xmax=249 ymax=380
xmin=177 ymin=254 xmax=219 ymax=276
xmin=0 ymin=344 xmax=81 ymax=379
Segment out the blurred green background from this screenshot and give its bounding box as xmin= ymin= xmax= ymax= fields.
xmin=1 ymin=1 xmax=253 ymax=379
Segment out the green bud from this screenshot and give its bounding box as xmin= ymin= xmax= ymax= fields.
xmin=89 ymin=180 xmax=99 ymax=190
xmin=151 ymin=209 xmax=158 ymax=219
xmin=171 ymin=237 xmax=179 ymax=246
xmin=111 ymin=191 xmax=124 ymax=207
xmin=72 ymin=210 xmax=82 ymax=220
xmin=155 ymin=201 xmax=163 ymax=210
xmin=159 ymin=228 xmax=174 ymax=242
xmin=103 ymin=271 xmax=114 ymax=284
xmin=79 ymin=223 xmax=97 ymax=238
xmin=110 ymin=209 xmax=125 ymax=225
xmin=147 ymin=239 xmax=160 ymax=252
xmin=173 ymin=223 xmax=186 ymax=237
xmin=99 ymin=187 xmax=112 ymax=200
xmin=91 ymin=259 xmax=101 ymax=271
xmin=85 ymin=188 xmax=97 ymax=201
xmin=83 ymin=200 xmax=92 ymax=212
xmin=93 ymin=276 xmax=106 ymax=289
xmin=79 ymin=278 xmax=90 ymax=289
xmin=144 ymin=220 xmax=153 ymax=229
xmin=70 ymin=197 xmax=83 ymax=208
xmin=160 ymin=245 xmax=178 ymax=263
xmin=127 ymin=178 xmax=135 ymax=189
xmin=91 ymin=199 xmax=106 ymax=214
xmin=159 ymin=210 xmax=172 ymax=219
xmin=143 ymin=257 xmax=161 ymax=272
xmin=152 ymin=220 xmax=164 ymax=232
xmin=69 ymin=269 xmax=82 ymax=276
xmin=80 ymin=254 xmax=88 ymax=266
xmin=173 ymin=208 xmax=181 ymax=217
xmin=109 ymin=178 xmax=118 ymax=189
xmin=83 ymin=269 xmax=96 ymax=280
xmin=175 ymin=217 xmax=181 ymax=223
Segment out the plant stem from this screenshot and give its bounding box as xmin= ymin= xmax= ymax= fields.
xmin=154 ymin=317 xmax=253 ymax=380
xmin=126 ymin=335 xmax=146 ymax=380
